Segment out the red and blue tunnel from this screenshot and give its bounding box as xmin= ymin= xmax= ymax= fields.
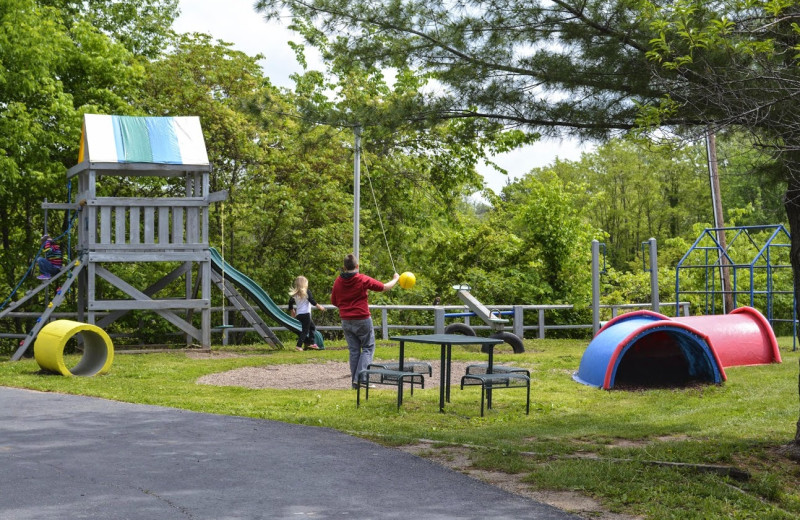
xmin=574 ymin=307 xmax=781 ymax=389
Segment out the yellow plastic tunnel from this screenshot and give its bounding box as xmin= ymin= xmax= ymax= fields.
xmin=34 ymin=320 xmax=114 ymax=376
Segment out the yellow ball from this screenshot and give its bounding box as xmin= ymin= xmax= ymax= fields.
xmin=398 ymin=271 xmax=416 ymax=290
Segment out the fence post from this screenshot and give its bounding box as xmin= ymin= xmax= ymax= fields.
xmin=592 ymin=240 xmax=601 ymax=336
xmin=513 ymin=305 xmax=524 ymax=339
xmin=381 ymin=308 xmax=388 ymax=339
xmin=434 ymin=307 xmax=445 ymax=334
xmin=538 ymin=308 xmax=545 ymax=339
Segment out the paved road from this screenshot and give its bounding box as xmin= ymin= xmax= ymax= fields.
xmin=0 ymin=387 xmax=581 ymax=520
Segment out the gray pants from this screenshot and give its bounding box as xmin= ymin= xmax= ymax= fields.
xmin=342 ymin=318 xmax=375 ymax=384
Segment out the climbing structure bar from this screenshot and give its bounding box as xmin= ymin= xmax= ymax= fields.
xmin=11 ymin=258 xmax=85 ymax=361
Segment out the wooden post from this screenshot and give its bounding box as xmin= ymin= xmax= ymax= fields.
xmin=706 ymin=130 xmax=734 ymax=313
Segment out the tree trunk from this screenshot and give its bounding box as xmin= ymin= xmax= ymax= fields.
xmin=785 ymin=174 xmax=800 ymax=445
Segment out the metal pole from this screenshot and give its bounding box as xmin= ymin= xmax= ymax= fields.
xmin=591 ymin=240 xmax=600 ymax=335
xmin=649 ymin=238 xmax=659 ymax=313
xmin=353 ymin=126 xmax=361 ymax=259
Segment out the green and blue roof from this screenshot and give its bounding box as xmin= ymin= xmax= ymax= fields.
xmin=79 ymin=114 xmax=209 ymax=165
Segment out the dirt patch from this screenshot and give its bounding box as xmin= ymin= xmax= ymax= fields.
xmin=185 ymin=350 xmax=246 ymax=359
xmin=196 ymin=360 xmax=476 ymax=390
xmin=774 ymin=443 xmax=800 ymax=462
xmin=604 ymin=434 xmax=689 ymax=449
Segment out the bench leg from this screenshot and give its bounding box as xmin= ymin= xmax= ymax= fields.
xmin=446 ymin=344 xmax=452 ymax=403
xmin=526 ymin=381 xmax=530 ymax=415
xmin=480 ymin=384 xmax=486 ymax=417
xmin=397 ymin=381 xmax=404 ymax=409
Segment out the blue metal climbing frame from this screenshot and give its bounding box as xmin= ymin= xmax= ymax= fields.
xmin=675 ymin=225 xmax=796 ymax=347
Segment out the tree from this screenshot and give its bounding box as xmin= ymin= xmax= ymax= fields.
xmin=42 ymin=0 xmax=179 ymax=57
xmin=536 ymin=138 xmax=711 ymax=270
xmin=254 ymin=0 xmax=662 ymax=137
xmin=0 ymin=0 xmax=141 ymax=300
xmin=498 ymin=171 xmax=598 ymax=303
xmin=640 ymin=0 xmax=800 ymax=452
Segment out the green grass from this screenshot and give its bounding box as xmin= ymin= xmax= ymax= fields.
xmin=2 ymin=338 xmax=800 ymax=519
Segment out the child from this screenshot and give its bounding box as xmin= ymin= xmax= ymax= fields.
xmin=36 ymin=234 xmax=63 ymax=280
xmin=288 ymin=276 xmax=325 ymax=351
xmin=330 ymin=254 xmax=399 ymax=388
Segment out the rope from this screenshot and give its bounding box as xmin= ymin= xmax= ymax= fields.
xmin=362 ymin=155 xmax=397 ymax=274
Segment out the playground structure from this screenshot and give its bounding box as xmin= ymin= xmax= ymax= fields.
xmin=3 ymin=114 xmax=321 ymax=360
xmin=573 ymin=306 xmax=781 ymax=389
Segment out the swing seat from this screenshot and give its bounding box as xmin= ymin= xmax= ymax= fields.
xmin=213 ymin=324 xmax=234 ymax=329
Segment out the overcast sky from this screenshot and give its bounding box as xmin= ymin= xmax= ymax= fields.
xmin=174 ymin=0 xmax=590 ymax=193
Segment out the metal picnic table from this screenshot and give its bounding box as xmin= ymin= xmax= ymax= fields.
xmin=389 ymin=333 xmax=504 ymax=412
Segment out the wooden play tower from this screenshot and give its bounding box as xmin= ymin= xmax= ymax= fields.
xmin=10 ymin=114 xmax=227 ymax=359
xmin=71 ymin=114 xmax=225 ymax=348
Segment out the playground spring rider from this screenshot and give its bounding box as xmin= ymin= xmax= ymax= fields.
xmin=443 ymin=284 xmax=525 ymax=353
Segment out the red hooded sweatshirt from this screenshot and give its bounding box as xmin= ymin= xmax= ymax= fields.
xmin=331 ymin=271 xmax=385 ymax=320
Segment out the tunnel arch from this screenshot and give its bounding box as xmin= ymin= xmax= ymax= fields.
xmin=574 ymin=312 xmax=726 ymax=389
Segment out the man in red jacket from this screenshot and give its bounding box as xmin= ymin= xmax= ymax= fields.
xmin=331 ymin=253 xmax=399 ymax=389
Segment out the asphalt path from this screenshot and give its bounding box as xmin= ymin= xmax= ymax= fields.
xmin=0 ymin=386 xmax=581 ymax=520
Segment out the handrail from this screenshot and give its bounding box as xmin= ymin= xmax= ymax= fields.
xmin=220 ymin=301 xmax=693 ymax=340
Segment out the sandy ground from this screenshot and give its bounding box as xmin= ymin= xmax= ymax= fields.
xmin=193 ymin=352 xmax=641 ymax=520
xmin=196 ymin=359 xmax=473 ymax=390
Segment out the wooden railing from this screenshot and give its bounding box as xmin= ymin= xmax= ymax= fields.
xmin=87 ymin=197 xmax=207 ymax=250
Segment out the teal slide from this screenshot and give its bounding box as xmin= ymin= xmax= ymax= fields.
xmin=209 ymin=248 xmax=324 ymax=349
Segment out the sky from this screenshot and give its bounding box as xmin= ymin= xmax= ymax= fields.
xmin=173 ymin=0 xmax=591 ymax=193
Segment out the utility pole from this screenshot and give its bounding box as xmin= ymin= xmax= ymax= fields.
xmin=706 ymin=129 xmax=734 ymax=313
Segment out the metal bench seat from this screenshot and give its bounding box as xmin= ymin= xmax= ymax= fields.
xmin=368 ymin=361 xmax=431 ymax=393
xmin=356 ymin=369 xmax=426 ymax=409
xmin=460 ymin=372 xmax=530 ymax=417
xmin=465 ymin=364 xmax=530 ymax=377
xmin=368 ymin=361 xmax=432 ymax=376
